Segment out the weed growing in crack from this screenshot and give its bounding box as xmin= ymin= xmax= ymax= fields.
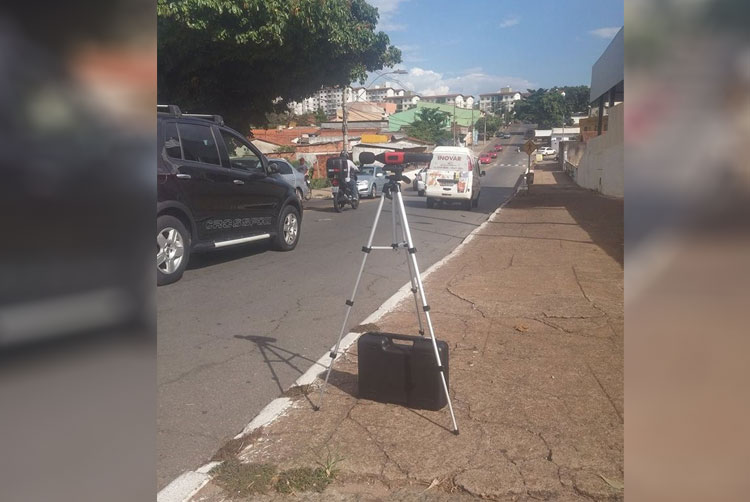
xmin=211 ymin=459 xmax=277 ymax=497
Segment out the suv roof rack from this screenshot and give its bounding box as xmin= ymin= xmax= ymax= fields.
xmin=183 ymin=113 xmax=225 ymax=126
xmin=157 ymin=104 xmax=182 ymax=116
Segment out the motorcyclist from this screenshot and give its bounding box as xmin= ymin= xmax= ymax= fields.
xmin=340 ymin=151 xmax=359 ymax=200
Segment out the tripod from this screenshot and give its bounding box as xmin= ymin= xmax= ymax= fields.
xmin=315 ymin=168 xmax=459 ymax=435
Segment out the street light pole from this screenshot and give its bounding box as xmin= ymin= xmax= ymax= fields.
xmin=342 ymin=88 xmax=349 ymax=154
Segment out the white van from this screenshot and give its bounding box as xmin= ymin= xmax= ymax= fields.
xmin=424 ymin=146 xmax=485 ymax=210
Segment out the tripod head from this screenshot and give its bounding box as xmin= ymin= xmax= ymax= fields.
xmin=384 ymin=164 xmax=411 ymax=184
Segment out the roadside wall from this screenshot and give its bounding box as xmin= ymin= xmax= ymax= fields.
xmin=574 ymin=103 xmax=623 ymax=197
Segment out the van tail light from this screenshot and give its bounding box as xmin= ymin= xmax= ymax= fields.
xmin=468 ymin=158 xmax=473 ymax=171
xmin=332 ymin=178 xmax=339 ymax=186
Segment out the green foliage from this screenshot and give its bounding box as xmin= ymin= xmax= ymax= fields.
xmin=514 ymin=88 xmax=567 ymax=129
xmin=405 ymin=108 xmax=450 ymax=145
xmin=475 ymin=113 xmax=504 ymax=137
xmin=310 ymin=177 xmax=331 ymax=189
xmin=561 ymin=85 xmax=590 ymax=115
xmin=265 ymin=111 xmax=293 ymax=128
xmin=158 ymin=0 xmax=401 ymax=133
xmin=514 ymin=86 xmax=590 ymax=128
xmin=315 ymin=107 xmax=328 ymax=124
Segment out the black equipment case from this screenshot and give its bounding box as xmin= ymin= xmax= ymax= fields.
xmin=326 ymin=157 xmax=347 ymax=179
xmin=357 ymin=332 xmax=449 ymax=411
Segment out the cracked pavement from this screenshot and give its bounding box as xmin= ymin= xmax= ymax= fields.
xmin=192 ymin=162 xmax=623 ymax=501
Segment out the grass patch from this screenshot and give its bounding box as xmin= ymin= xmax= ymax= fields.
xmin=211 ymin=459 xmax=276 ymax=497
xmin=351 ymin=323 xmax=379 ymax=333
xmin=275 ymin=450 xmax=341 ymax=493
xmin=275 ymin=467 xmax=332 ymax=494
xmin=282 ymin=384 xmax=314 ymax=397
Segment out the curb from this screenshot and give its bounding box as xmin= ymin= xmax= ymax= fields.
xmin=157 ymin=188 xmax=518 ymax=502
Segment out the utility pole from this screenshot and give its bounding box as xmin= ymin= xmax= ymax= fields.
xmin=483 ymin=113 xmax=487 ymax=145
xmin=452 ymin=102 xmax=457 ymax=146
xmin=341 ymin=87 xmax=349 ymax=153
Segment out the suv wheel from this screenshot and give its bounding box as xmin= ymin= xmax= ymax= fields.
xmin=157 ymin=215 xmax=191 ymax=286
xmin=273 ymin=205 xmax=301 ymax=251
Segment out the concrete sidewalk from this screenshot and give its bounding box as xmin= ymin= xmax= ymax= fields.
xmin=191 ymin=161 xmax=624 ymax=501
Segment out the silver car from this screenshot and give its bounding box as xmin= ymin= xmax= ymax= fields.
xmin=268 ymin=158 xmax=310 ymax=201
xmin=356 ymin=165 xmax=387 ymax=198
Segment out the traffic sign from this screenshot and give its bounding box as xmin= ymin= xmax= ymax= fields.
xmin=522 ymin=140 xmax=538 ymax=156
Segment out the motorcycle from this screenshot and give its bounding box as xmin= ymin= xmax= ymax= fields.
xmin=331 ymin=173 xmax=359 ymax=212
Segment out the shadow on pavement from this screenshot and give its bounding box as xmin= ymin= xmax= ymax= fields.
xmin=513 ymin=162 xmax=624 ymax=266
xmin=187 ymin=240 xmax=272 ymax=270
xmin=233 ymin=335 xmax=319 ymax=408
xmin=325 ymin=368 xmax=454 ymax=433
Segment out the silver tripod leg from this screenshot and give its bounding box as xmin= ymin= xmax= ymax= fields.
xmin=315 ymin=192 xmax=387 ymax=410
xmin=394 ymin=196 xmax=425 ymax=336
xmin=394 ymin=189 xmax=459 ymax=434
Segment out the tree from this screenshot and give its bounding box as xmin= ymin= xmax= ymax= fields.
xmin=561 ymin=85 xmax=590 ymax=115
xmin=158 ymin=0 xmax=401 ymax=133
xmin=475 ymin=113 xmax=503 ymax=138
xmin=405 ymin=108 xmax=450 ymax=145
xmin=514 ymin=88 xmax=568 ymax=129
xmin=314 ymin=108 xmax=328 ymax=124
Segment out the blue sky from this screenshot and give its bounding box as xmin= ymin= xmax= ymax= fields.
xmin=366 ymin=0 xmax=623 ymax=96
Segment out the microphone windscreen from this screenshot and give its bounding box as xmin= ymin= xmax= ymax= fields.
xmin=358 ymin=152 xmax=375 ymax=164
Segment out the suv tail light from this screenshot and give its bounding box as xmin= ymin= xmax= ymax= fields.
xmin=468 ymin=158 xmax=473 ymax=171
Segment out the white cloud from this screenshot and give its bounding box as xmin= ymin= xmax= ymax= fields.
xmin=368 ymin=0 xmax=412 ymax=33
xmin=589 ymin=27 xmax=621 ymax=39
xmin=394 ymin=67 xmax=537 ymax=98
xmin=499 ymin=16 xmax=520 ymax=28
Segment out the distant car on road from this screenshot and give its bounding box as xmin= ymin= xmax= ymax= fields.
xmin=268 ymin=158 xmax=310 ymax=202
xmin=412 ymin=167 xmax=427 ymax=196
xmin=479 ymin=153 xmax=491 ymax=164
xmin=357 ymin=165 xmax=386 ymax=198
xmin=538 ymin=146 xmax=556 ymax=156
xmin=503 ymin=133 xmax=511 ymax=139
xmin=490 ymin=151 xmax=497 ymax=158
xmin=494 ymin=144 xmax=503 ymax=151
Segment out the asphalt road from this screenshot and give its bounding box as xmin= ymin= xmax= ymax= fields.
xmin=157 ymin=126 xmax=531 ymax=488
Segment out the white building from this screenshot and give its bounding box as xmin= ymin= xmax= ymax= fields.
xmin=290 ymin=86 xmax=358 ymax=116
xmin=290 ymin=85 xmax=409 ymax=117
xmin=383 ymin=93 xmax=421 ymax=112
xmin=479 ymin=88 xmax=523 ymax=113
xmin=419 ymin=94 xmax=474 ymax=109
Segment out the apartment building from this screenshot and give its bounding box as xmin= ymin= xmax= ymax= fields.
xmin=418 ymin=93 xmax=474 ymax=109
xmin=479 ymin=87 xmax=523 ymax=113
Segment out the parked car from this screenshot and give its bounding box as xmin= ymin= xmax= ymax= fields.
xmin=157 ymin=105 xmax=303 ymax=286
xmin=494 ymin=144 xmax=503 ymax=151
xmin=479 ymin=153 xmax=491 ymax=164
xmin=425 ymin=146 xmax=485 ymax=211
xmin=268 ymin=157 xmax=310 ymax=201
xmin=503 ymin=133 xmax=511 ymax=139
xmin=357 ymin=164 xmax=387 ymax=198
xmin=412 ymin=167 xmax=428 ymax=196
xmin=538 ymin=146 xmax=557 ymax=156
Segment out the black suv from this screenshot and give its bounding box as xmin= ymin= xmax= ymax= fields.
xmin=157 ymin=105 xmax=302 ymax=285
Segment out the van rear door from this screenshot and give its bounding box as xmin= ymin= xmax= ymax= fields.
xmin=426 ymin=152 xmax=472 ymax=197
